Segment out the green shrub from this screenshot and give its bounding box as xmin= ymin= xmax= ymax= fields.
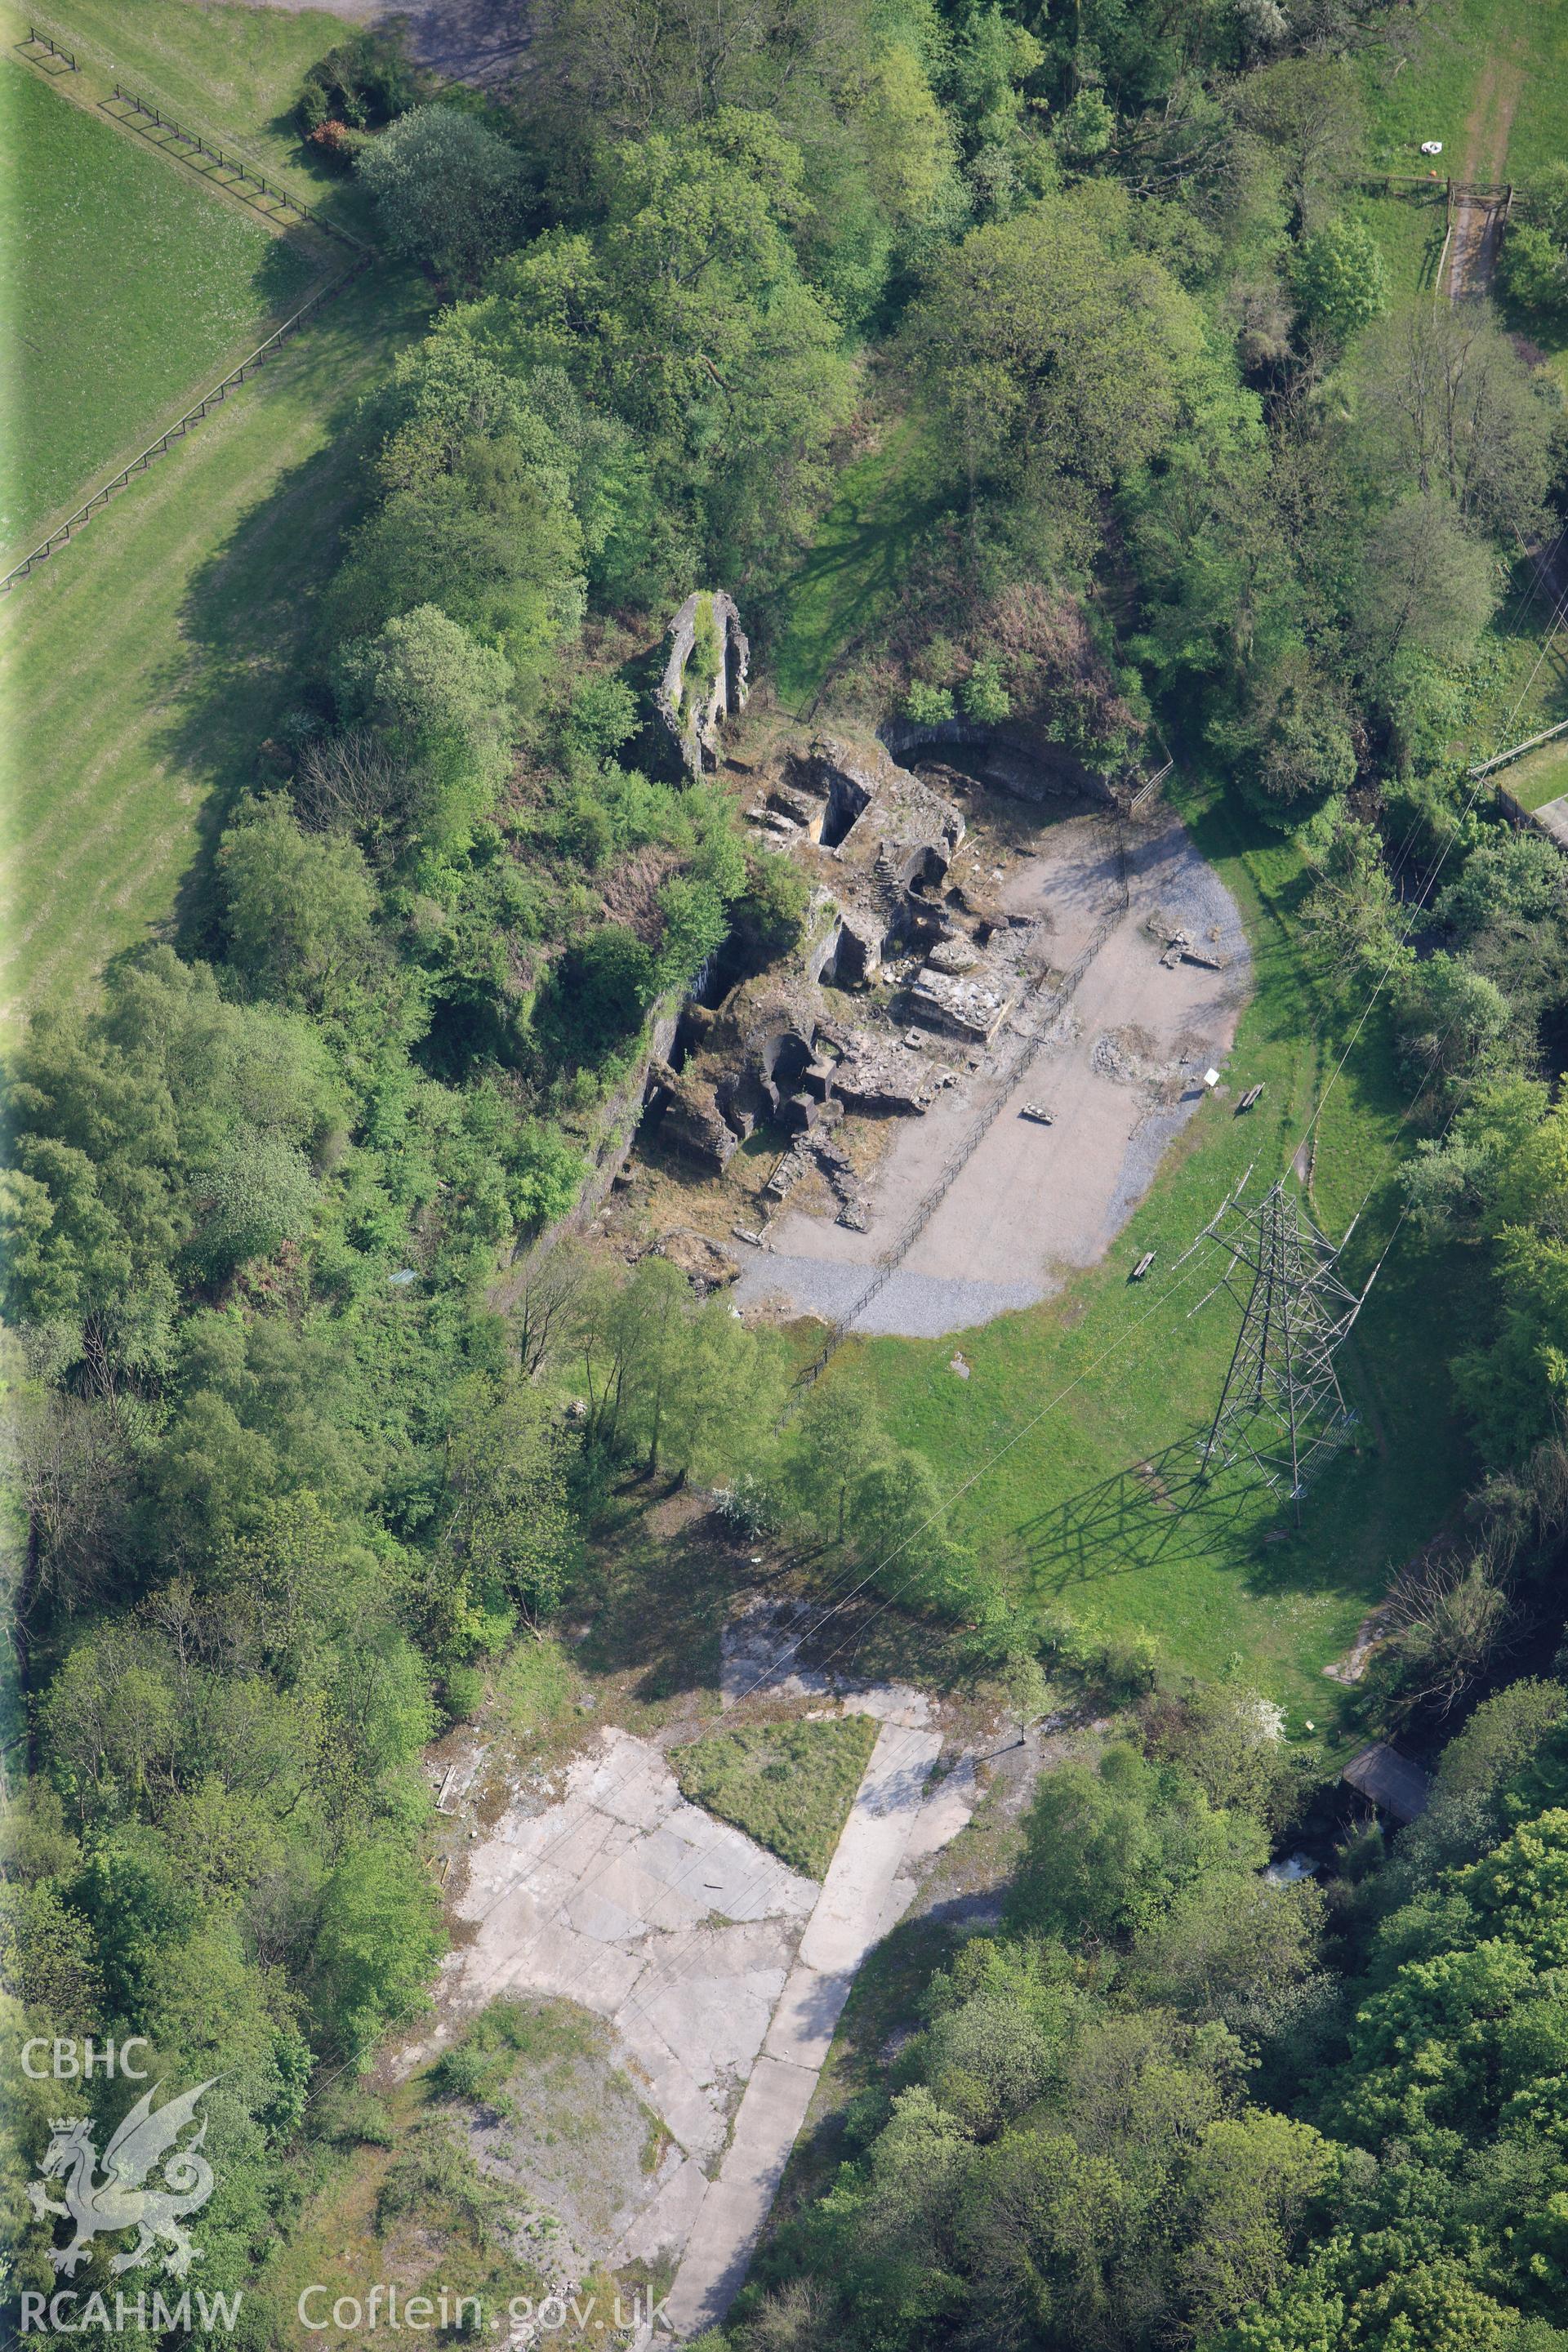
xmin=1502 ymin=220 xmax=1568 ymax=316
xmin=1293 ymin=216 xmax=1388 ymax=341
xmin=731 ymin=852 xmax=810 ymax=969
xmin=566 ymin=675 xmax=640 ymax=760
xmin=961 ymin=660 xmax=1012 ymax=723
xmin=442 ymin=1664 xmax=484 ymax=1722
xmin=355 ymin=108 xmax=527 ymax=287
xmin=535 ymin=924 xmax=659 ymax=1066
xmin=298 ymin=30 xmax=421 ymax=137
xmin=508 ymin=1121 xmax=585 ymax=1232
xmin=904 ymin=681 xmax=956 ymax=725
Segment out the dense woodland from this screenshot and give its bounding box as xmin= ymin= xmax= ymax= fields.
xmin=6 ymin=0 xmax=1568 ymax=2342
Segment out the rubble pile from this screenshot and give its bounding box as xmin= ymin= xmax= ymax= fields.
xmin=630 ymin=722 xmax=1071 ymax=1264
xmin=653 ymin=1228 xmax=742 ymax=1292
xmin=908 ymin=960 xmax=1020 ymax=1045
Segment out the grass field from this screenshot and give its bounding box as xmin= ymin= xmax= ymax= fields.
xmin=1499 ymin=733 xmax=1568 ymax=813
xmin=670 ymin=1715 xmax=880 ymax=1878
xmin=0 ymin=51 xmax=320 ymax=553
xmin=1361 ymin=0 xmax=1568 ymax=181
xmin=1352 ymin=0 xmax=1568 ymax=752
xmin=828 ymin=777 xmax=1478 ymax=1732
xmin=1353 ymin=180 xmax=1448 ymax=303
xmin=0 ymin=264 xmax=430 ymax=1027
xmin=18 ymin=0 xmax=372 ymax=228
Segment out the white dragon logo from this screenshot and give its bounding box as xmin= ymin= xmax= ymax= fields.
xmin=28 ymin=2080 xmax=217 ymax=2278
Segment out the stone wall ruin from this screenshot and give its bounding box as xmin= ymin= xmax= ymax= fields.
xmin=656 ymin=589 xmax=751 ymax=777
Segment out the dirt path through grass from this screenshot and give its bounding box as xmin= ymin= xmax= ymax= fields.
xmin=1445 ymin=42 xmax=1522 ymax=298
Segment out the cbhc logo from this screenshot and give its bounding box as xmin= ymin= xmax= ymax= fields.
xmin=20 ymin=2039 xmax=151 ymax=2080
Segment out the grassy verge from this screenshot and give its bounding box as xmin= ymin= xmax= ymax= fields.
xmin=0 ymin=263 xmax=430 ymax=1028
xmin=0 ymin=47 xmax=323 ymax=551
xmin=1352 ymin=181 xmax=1447 ymax=302
xmin=1462 ymin=555 xmax=1568 ymax=757
xmin=844 ymin=775 xmax=1476 ymax=1728
xmin=21 ymin=0 xmax=376 ymax=231
xmin=767 ymin=412 xmax=947 ymax=715
xmin=671 ymin=1713 xmax=880 ymax=1878
xmin=1499 ymin=733 xmax=1568 ymax=813
xmin=1359 ymin=0 xmax=1568 ymax=394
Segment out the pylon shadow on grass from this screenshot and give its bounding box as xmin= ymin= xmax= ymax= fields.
xmin=1013 ymin=1431 xmax=1276 ymax=1592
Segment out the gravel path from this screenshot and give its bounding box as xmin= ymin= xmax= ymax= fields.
xmin=225 ymin=0 xmax=531 ymax=83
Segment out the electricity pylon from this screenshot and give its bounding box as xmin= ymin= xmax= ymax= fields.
xmin=1189 ymin=1171 xmax=1373 ymax=1511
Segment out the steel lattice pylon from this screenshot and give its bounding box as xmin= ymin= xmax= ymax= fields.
xmin=1190 ymin=1171 xmax=1372 ymax=1509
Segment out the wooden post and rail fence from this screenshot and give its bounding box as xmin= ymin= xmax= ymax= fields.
xmin=22 ymin=23 xmax=75 ymax=69
xmin=1 ymin=254 xmax=372 ymax=593
xmin=104 ymin=84 xmax=370 ymax=248
xmin=1361 ymin=172 xmax=1516 ymax=301
xmin=5 ymin=25 xmax=377 ymax=595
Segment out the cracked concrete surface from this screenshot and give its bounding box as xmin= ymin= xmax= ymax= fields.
xmin=440 ymin=1684 xmax=976 ymax=2340
xmin=447 ymin=1729 xmax=816 ymax=2181
xmin=662 ymin=1709 xmax=968 ymax=2340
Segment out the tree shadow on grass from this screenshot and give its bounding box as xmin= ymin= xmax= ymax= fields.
xmin=577 ymin=1485 xmax=985 ymax=1713
xmin=154 ymin=283 xmax=421 ymax=955
xmin=765 ymin=427 xmax=950 ymax=710
xmin=251 ymin=228 xmax=322 ymax=314
xmin=575 ymin=1489 xmax=763 ymax=1707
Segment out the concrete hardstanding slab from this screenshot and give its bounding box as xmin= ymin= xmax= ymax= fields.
xmin=662 ymin=2060 xmax=819 ymax=2328
xmin=662 ymin=1716 xmax=950 ymax=2339
xmin=441 ymin=1707 xmax=975 ymax=2339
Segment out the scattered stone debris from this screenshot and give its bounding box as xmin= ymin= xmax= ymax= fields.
xmin=831 ymin=1031 xmax=939 ymax=1116
xmin=813 ymin=1137 xmax=870 ymax=1230
xmin=762 ymin=1148 xmax=808 ymax=1201
xmin=908 ymin=959 xmax=1020 ymax=1045
xmin=1323 ymin=1605 xmax=1398 ymax=1686
xmin=1146 ymin=906 xmax=1228 ymax=973
xmin=653 ymin=1228 xmax=742 ymax=1293
xmin=1091 ymin=1032 xmax=1150 ymax=1085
